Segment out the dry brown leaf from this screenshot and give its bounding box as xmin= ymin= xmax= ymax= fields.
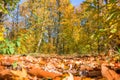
xmin=11 ymin=68 xmax=27 ymax=79
xmin=53 ymin=76 xmax=61 ymax=80
xmin=0 ymin=65 xmax=4 ymax=70
xmin=101 ymin=63 xmax=120 ymax=80
xmin=0 ymin=70 xmax=12 ymax=79
xmin=28 ymin=67 xmax=62 ymax=78
xmin=74 ymin=76 xmax=82 ymax=80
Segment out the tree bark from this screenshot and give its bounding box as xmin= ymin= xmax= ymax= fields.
xmin=56 ymin=0 xmax=61 ymax=53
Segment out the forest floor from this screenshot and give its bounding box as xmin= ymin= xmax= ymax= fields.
xmin=0 ymin=53 xmax=120 ymax=80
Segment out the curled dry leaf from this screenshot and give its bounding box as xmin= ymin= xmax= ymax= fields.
xmin=101 ymin=63 xmax=120 ymax=80
xmin=28 ymin=67 xmax=62 ymax=79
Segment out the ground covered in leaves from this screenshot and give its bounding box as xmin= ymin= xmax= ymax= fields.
xmin=0 ymin=54 xmax=120 ymax=80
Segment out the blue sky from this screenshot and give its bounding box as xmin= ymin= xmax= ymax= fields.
xmin=20 ymin=0 xmax=84 ymax=6
xmin=70 ymin=0 xmax=84 ymax=6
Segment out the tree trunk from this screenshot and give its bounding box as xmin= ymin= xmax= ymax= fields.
xmin=0 ymin=12 xmax=3 ymax=22
xmin=56 ymin=0 xmax=61 ymax=53
xmin=35 ymin=0 xmax=46 ymax=53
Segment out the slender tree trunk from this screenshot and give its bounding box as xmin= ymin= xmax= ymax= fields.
xmin=48 ymin=27 xmax=51 ymax=43
xmin=0 ymin=12 xmax=3 ymax=23
xmin=97 ymin=0 xmax=100 ymax=53
xmin=56 ymin=0 xmax=61 ymax=53
xmin=16 ymin=4 xmax=19 ymax=32
xmin=36 ymin=28 xmax=43 ymax=53
xmin=35 ymin=0 xmax=46 ymax=53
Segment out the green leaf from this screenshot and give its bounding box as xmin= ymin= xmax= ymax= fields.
xmin=110 ymin=0 xmax=116 ymax=3
xmin=2 ymin=48 xmax=7 ymax=54
xmin=0 ymin=44 xmax=5 ymax=48
xmin=0 ymin=6 xmax=3 ymax=12
xmin=16 ymin=41 xmax=20 ymax=47
xmin=5 ymin=39 xmax=10 ymax=44
xmin=86 ymin=45 xmax=90 ymax=48
xmin=7 ymin=49 xmax=10 ymax=54
xmin=118 ymin=48 xmax=120 ymax=53
xmin=9 ymin=48 xmax=15 ymax=54
xmin=99 ymin=29 xmax=107 ymax=32
xmin=106 ymin=13 xmax=115 ymax=21
xmin=110 ymin=28 xmax=117 ymax=33
xmin=1 ymin=6 xmax=8 ymax=14
xmin=12 ymin=62 xmax=18 ymax=69
xmin=7 ymin=43 xmax=14 ymax=48
xmin=90 ymin=34 xmax=95 ymax=39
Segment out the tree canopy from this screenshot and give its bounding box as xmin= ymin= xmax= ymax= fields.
xmin=0 ymin=0 xmax=120 ymax=54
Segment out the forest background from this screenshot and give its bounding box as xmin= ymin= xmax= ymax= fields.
xmin=0 ymin=0 xmax=120 ymax=55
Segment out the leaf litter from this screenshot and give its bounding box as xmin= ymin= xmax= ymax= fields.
xmin=0 ymin=54 xmax=120 ymax=80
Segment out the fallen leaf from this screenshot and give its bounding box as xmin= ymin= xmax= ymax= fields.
xmin=0 ymin=70 xmax=12 ymax=79
xmin=28 ymin=67 xmax=62 ymax=79
xmin=74 ymin=76 xmax=82 ymax=80
xmin=101 ymin=63 xmax=120 ymax=80
xmin=11 ymin=68 xmax=27 ymax=79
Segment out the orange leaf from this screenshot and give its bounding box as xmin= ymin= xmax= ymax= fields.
xmin=11 ymin=68 xmax=27 ymax=79
xmin=28 ymin=67 xmax=62 ymax=79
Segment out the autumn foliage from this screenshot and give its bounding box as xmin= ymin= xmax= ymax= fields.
xmin=1 ymin=0 xmax=120 ymax=80
xmin=0 ymin=0 xmax=119 ymax=54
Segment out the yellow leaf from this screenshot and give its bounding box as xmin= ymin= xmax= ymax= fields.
xmin=0 ymin=37 xmax=4 ymax=41
xmin=0 ymin=33 xmax=3 ymax=36
xmin=107 ymin=3 xmax=113 ymax=10
xmin=0 ymin=33 xmax=4 ymax=41
xmin=2 ymin=27 xmax=5 ymax=32
xmin=109 ymin=35 xmax=113 ymax=39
